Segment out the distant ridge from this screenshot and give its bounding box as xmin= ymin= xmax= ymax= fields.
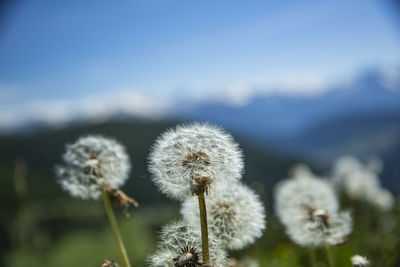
xmin=181 ymin=66 xmax=400 ymax=140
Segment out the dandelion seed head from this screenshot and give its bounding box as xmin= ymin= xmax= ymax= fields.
xmin=182 ymin=183 xmax=266 ymax=250
xmin=372 ymin=188 xmax=395 ymax=212
xmin=150 ymin=220 xmax=227 ymax=267
xmin=275 ymin=175 xmax=338 ymax=227
xmin=56 ymin=135 xmax=130 ymax=200
xmin=290 ymin=163 xmax=313 ymax=178
xmin=148 ymin=246 xmax=202 ymax=267
xmin=333 ymin=155 xmax=379 ymax=201
xmin=333 ymin=155 xmax=363 ymax=179
xmin=287 ymin=210 xmax=352 ymax=246
xmin=351 ymin=255 xmax=370 ymax=266
xmin=148 ymin=248 xmax=176 ymax=267
xmin=341 ymin=169 xmax=379 ymax=201
xmin=333 ymin=156 xmax=394 ymax=211
xmin=148 ymin=122 xmax=244 ymax=200
xmin=275 ymin=175 xmax=352 ymax=246
xmin=173 ymin=246 xmax=201 ymax=267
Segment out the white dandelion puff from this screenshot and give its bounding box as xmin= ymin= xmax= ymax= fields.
xmin=290 ymin=163 xmax=313 ymax=178
xmin=371 ymin=188 xmax=395 ymax=212
xmin=55 ymin=135 xmax=130 ymax=200
xmin=341 ymin=168 xmax=379 ymax=201
xmin=148 ymin=220 xmax=227 ymax=267
xmin=181 ymin=182 xmax=266 ymax=250
xmin=276 ymin=175 xmax=338 ymax=227
xmin=286 ymin=210 xmax=352 ymax=246
xmin=148 ymin=122 xmax=244 ymax=200
xmin=351 ymin=255 xmax=370 ymax=266
xmin=147 ymin=248 xmax=176 ymax=267
xmin=275 ymin=175 xmax=352 ymax=247
xmin=332 ymin=155 xmax=394 ymax=211
xmin=333 ymin=155 xmax=363 ymax=180
xmin=332 ymin=155 xmax=378 ymax=199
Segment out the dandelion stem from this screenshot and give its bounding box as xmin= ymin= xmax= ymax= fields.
xmin=101 ymin=187 xmax=131 ymax=267
xmin=198 ymin=193 xmax=210 ymax=266
xmin=325 ymin=243 xmax=335 ymax=267
xmin=309 ymin=248 xmax=317 ymax=267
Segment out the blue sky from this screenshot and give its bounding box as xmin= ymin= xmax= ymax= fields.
xmin=0 ymin=0 xmax=399 ymax=128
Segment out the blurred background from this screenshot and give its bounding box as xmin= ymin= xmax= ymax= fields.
xmin=0 ymin=0 xmax=399 ymax=266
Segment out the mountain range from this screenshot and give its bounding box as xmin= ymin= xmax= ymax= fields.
xmin=180 ymin=67 xmax=400 ymax=140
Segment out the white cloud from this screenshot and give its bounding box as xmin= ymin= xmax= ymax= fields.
xmin=79 ymin=90 xmax=170 ymax=119
xmin=179 ymin=71 xmax=332 ymax=107
xmin=0 ymin=72 xmax=336 ymax=131
xmin=0 ymin=89 xmax=170 ymax=131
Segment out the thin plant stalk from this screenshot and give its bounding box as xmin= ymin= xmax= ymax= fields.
xmin=309 ymin=248 xmax=317 ymax=267
xmin=198 ymin=193 xmax=211 ymax=266
xmin=325 ymin=243 xmax=335 ymax=267
xmin=101 ymin=187 xmax=131 ymax=267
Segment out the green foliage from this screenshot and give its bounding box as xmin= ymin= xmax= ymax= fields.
xmin=6 ymin=212 xmax=155 ymax=267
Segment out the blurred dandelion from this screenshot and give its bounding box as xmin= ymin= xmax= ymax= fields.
xmin=56 ymin=135 xmax=130 ymax=199
xmin=372 ymin=188 xmax=395 ymax=212
xmin=275 ymin=173 xmax=352 ymax=246
xmin=333 ymin=155 xmax=394 ymax=211
xmin=351 ymin=255 xmax=370 ymax=266
xmin=148 ymin=221 xmax=227 ymax=267
xmin=56 ymin=135 xmax=133 ymax=267
xmin=332 ymin=155 xmax=363 ymax=180
xmin=101 ymin=259 xmax=119 ymax=267
xmin=275 ymin=170 xmax=352 ymax=267
xmin=333 ymin=156 xmax=378 ymax=201
xmin=289 ymin=163 xmax=314 ymax=178
xmin=181 ymin=182 xmax=266 ymax=250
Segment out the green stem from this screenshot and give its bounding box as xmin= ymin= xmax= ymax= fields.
xmin=101 ymin=188 xmax=131 ymax=267
xmin=198 ymin=193 xmax=210 ymax=266
xmin=325 ymin=243 xmax=335 ymax=267
xmin=309 ymin=248 xmax=317 ymax=267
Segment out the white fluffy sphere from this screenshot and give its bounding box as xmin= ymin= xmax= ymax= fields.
xmin=275 ymin=175 xmax=352 ymax=246
xmin=148 ymin=122 xmax=244 ymax=200
xmin=56 ymin=135 xmax=130 ymax=200
xmin=275 ymin=175 xmax=338 ymax=228
xmin=351 ymin=255 xmax=370 ymax=266
xmin=181 ymin=182 xmax=266 ymax=250
xmin=148 ymin=220 xmax=227 ymax=267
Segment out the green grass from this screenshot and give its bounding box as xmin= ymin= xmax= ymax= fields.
xmin=4 ymin=196 xmax=400 ymax=266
